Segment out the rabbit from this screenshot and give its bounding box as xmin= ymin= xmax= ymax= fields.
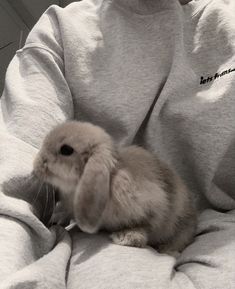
xmin=33 ymin=120 xmax=197 ymax=252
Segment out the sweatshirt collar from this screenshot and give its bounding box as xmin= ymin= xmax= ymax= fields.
xmin=113 ymin=0 xmax=191 ymax=15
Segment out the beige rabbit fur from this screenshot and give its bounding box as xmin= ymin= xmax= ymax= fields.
xmin=33 ymin=121 xmax=197 ymax=252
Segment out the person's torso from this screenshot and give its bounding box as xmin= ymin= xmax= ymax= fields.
xmin=54 ymin=0 xmax=235 ymax=210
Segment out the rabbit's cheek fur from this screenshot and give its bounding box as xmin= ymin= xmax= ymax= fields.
xmin=47 ymin=163 xmax=79 ymax=189
xmin=48 ymin=162 xmax=75 ymax=180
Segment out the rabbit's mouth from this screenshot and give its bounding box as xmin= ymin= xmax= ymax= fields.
xmin=48 ymin=162 xmax=78 ymax=181
xmin=45 ymin=168 xmax=56 ymax=180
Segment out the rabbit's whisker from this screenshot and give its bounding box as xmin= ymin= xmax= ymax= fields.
xmin=32 ymin=179 xmax=45 ymax=206
xmin=42 ymin=183 xmax=49 ymax=221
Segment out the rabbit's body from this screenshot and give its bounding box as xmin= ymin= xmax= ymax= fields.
xmin=100 ymin=146 xmax=196 ymax=251
xmin=33 ymin=121 xmax=197 ymax=252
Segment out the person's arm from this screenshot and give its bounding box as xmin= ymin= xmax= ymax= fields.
xmin=0 ymin=5 xmax=73 ymax=282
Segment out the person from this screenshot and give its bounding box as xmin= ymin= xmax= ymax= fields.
xmin=0 ymin=0 xmax=235 ymax=288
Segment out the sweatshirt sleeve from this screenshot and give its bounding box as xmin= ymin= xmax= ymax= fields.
xmin=0 ymin=5 xmax=73 ymax=283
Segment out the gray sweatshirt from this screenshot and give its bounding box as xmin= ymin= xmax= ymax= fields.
xmin=0 ymin=0 xmax=235 ymax=288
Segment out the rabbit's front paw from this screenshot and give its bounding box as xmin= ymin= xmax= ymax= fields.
xmin=110 ymin=228 xmax=147 ymax=248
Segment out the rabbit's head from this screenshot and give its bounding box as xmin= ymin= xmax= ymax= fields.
xmin=33 ymin=121 xmax=118 ymax=232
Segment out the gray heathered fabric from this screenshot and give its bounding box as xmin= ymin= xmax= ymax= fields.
xmin=0 ymin=0 xmax=235 ymax=288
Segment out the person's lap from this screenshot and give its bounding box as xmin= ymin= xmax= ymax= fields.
xmin=67 ymin=209 xmax=235 ymax=289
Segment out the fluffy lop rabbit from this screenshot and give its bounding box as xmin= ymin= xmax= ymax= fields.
xmin=33 ymin=121 xmax=197 ymax=252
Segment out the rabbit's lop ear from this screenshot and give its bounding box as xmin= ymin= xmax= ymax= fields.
xmin=73 ymin=145 xmax=116 ymax=233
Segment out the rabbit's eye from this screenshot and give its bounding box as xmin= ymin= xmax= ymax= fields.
xmin=60 ymin=144 xmax=74 ymax=156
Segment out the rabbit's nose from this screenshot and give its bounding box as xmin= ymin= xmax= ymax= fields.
xmin=33 ymin=155 xmax=48 ymax=179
